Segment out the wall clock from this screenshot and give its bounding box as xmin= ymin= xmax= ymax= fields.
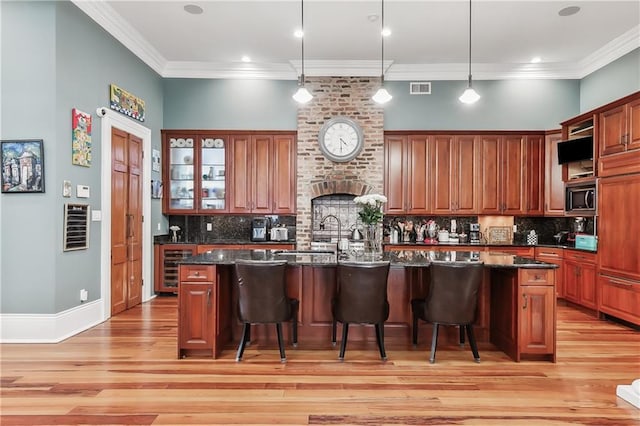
xmin=318 ymin=116 xmax=364 ymax=162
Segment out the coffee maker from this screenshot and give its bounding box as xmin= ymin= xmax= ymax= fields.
xmin=251 ymin=217 xmax=269 ymax=242
xmin=469 ymin=223 xmax=482 ymax=244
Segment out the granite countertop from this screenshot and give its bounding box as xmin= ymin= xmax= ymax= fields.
xmin=384 ymin=241 xmax=596 ymax=253
xmin=181 ymin=248 xmax=558 ymax=269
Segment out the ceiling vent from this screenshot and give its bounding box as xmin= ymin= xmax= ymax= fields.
xmin=409 ymin=82 xmax=432 ymax=95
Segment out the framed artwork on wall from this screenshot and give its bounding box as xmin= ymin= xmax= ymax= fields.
xmin=109 ymin=83 xmax=145 ymax=122
xmin=1 ymin=139 xmax=45 ymax=193
xmin=71 ymin=108 xmax=92 ymax=167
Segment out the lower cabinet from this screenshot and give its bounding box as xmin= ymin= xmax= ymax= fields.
xmin=598 ymin=274 xmax=640 ymax=326
xmin=535 ymin=247 xmax=564 ymax=298
xmin=178 ymin=264 xmax=216 ymax=358
xmin=518 ymin=269 xmax=555 ymax=358
xmin=564 ymin=250 xmax=597 ymax=310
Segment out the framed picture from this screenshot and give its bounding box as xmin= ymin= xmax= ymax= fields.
xmin=1 ymin=139 xmax=45 ymax=193
xmin=72 ymin=108 xmax=92 ymax=167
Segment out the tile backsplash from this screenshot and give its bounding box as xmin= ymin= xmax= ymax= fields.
xmin=168 ymin=215 xmax=296 ymax=243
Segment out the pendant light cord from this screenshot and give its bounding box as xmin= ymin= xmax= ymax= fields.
xmin=380 ymin=0 xmax=385 ymax=81
xmin=467 ymin=0 xmax=472 ymax=82
xmin=301 ymin=0 xmax=305 ymax=83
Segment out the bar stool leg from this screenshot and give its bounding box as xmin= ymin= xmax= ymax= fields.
xmin=375 ymin=323 xmax=387 ymax=360
xmin=331 ymin=320 xmax=337 ymax=346
xmin=236 ymin=323 xmax=250 ymax=361
xmin=291 ymin=301 xmax=299 ymax=347
xmin=459 ymin=325 xmax=465 ymax=347
xmin=429 ymin=324 xmax=439 ymax=364
xmin=466 ymin=324 xmax=480 ymax=363
xmin=276 ymin=323 xmax=286 ymax=362
xmin=338 ymin=323 xmax=349 ymax=361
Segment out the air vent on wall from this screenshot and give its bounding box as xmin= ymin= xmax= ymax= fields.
xmin=409 ymin=82 xmax=432 ymax=95
xmin=63 ymin=203 xmax=90 ymax=251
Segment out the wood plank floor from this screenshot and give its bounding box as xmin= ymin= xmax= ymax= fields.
xmin=2 ymin=296 xmax=639 ymax=425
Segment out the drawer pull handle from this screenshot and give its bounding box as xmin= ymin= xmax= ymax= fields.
xmin=608 ymin=279 xmax=633 ymax=287
xmin=534 ymin=274 xmax=543 ymax=281
xmin=522 ymin=294 xmax=528 ymax=310
xmin=207 ymin=288 xmax=212 ymax=307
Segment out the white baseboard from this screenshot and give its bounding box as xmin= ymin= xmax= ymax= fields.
xmin=0 ymin=299 xmax=104 ymax=343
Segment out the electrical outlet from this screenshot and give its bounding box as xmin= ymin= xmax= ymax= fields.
xmin=80 ymin=289 xmax=88 ymax=302
xmin=157 ymin=223 xmax=161 ymax=231
xmin=513 ymin=225 xmax=518 ymax=233
xmin=206 ymin=223 xmax=212 ymax=231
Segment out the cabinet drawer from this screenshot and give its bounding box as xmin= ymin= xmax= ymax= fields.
xmin=564 ymin=250 xmax=596 ymax=263
xmin=534 ymin=247 xmax=563 ymax=259
xmin=180 ymin=264 xmax=215 ymax=282
xmin=599 ymin=274 xmax=640 ymax=324
xmin=519 ymin=269 xmax=553 ymax=286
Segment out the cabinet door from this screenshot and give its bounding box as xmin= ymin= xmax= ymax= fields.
xmin=431 ymin=135 xmax=455 ymax=214
xmin=599 ymin=105 xmax=626 ymax=157
xmin=163 ymin=133 xmax=197 ymax=214
xmin=526 ymin=135 xmax=544 ymax=215
xmin=519 ymin=285 xmax=554 ymax=355
xmin=579 ymin=262 xmax=597 ymax=310
xmin=252 ymin=135 xmax=273 ymax=214
xmin=179 ymin=282 xmax=214 ymax=352
xmin=384 ymin=135 xmax=408 ymax=214
xmin=272 ymin=134 xmax=296 ymax=214
xmin=544 ymin=131 xmax=565 ymax=216
xmin=407 ymin=135 xmax=430 ymax=214
xmin=479 ymin=135 xmax=502 ymax=214
xmin=455 ymin=135 xmax=479 ymax=214
xmin=627 ymin=98 xmax=640 ymax=152
xmin=564 ymin=260 xmax=580 ymax=303
xmin=502 ymin=135 xmax=526 ymax=215
xmin=229 ymin=135 xmax=252 ymax=213
xmin=200 ymin=135 xmax=227 ymax=212
xmin=598 ymin=174 xmax=640 ymax=281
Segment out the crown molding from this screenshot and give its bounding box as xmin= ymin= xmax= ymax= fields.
xmin=71 ymin=0 xmax=166 ymax=76
xmin=577 ymin=25 xmax=640 ymax=79
xmin=74 ymin=2 xmax=639 ymax=81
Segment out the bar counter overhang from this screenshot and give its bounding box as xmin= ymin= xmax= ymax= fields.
xmin=177 ymin=249 xmax=558 ymax=362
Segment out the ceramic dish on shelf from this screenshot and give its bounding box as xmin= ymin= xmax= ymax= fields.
xmin=202 ymin=138 xmax=214 ymax=148
xmin=176 ymin=138 xmax=186 ymax=147
xmin=185 ymin=138 xmax=194 ymax=147
xmin=183 ymin=155 xmax=193 ymax=164
xmin=169 ymin=138 xmax=178 ymax=148
xmin=213 ymin=138 xmax=224 ymax=148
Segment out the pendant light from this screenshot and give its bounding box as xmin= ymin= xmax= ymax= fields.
xmin=292 ymin=0 xmax=313 ymax=104
xmin=459 ymin=0 xmax=480 ymax=104
xmin=372 ymin=0 xmax=392 ymax=104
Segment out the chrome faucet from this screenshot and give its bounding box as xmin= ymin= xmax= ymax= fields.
xmin=319 ymin=214 xmax=342 ymax=250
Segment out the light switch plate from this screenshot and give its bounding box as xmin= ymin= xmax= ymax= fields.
xmin=91 ymin=210 xmax=102 ymax=221
xmin=77 ymin=185 xmax=90 ymax=198
xmin=63 ymin=180 xmax=71 ymax=197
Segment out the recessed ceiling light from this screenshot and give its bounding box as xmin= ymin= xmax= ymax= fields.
xmin=558 ymin=6 xmax=580 ymax=16
xmin=531 ymin=56 xmax=542 ymax=64
xmin=294 ymin=29 xmax=304 ymax=38
xmin=381 ymin=27 xmax=392 ymax=37
xmin=241 ymin=55 xmax=251 ymax=63
xmin=183 ymin=4 xmax=203 ymax=15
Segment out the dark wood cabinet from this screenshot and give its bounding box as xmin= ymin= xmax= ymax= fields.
xmin=178 ymin=264 xmax=216 ymax=358
xmin=479 ymin=135 xmax=526 ymax=215
xmin=155 ymin=244 xmax=197 ymax=293
xmin=599 ymin=97 xmax=640 ymax=157
xmin=431 ymin=135 xmax=479 ymax=214
xmin=384 ymin=134 xmax=430 ymax=214
xmin=229 ymin=133 xmax=296 ymax=214
xmin=564 ymin=250 xmax=597 ymax=311
xmin=535 ymin=247 xmax=564 ymax=298
xmin=544 ymin=131 xmax=565 ymax=216
xmin=518 ymin=269 xmax=555 ymax=358
xmin=525 ymin=135 xmax=544 ymax=215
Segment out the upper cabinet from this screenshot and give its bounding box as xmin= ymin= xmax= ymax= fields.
xmin=599 ymin=97 xmax=640 ymax=158
xmin=560 ymin=115 xmax=596 ymax=181
xmin=431 ymin=135 xmax=480 ymax=214
xmin=479 ymin=135 xmax=526 ymax=215
xmin=525 ymin=135 xmax=545 ymax=216
xmin=164 ymin=132 xmax=219 ymax=214
xmin=384 ymin=134 xmax=430 ymax=214
xmin=544 ymin=131 xmax=565 ymax=216
xmin=228 ymin=133 xmax=296 ymax=214
xmin=162 ymin=130 xmax=296 ymax=215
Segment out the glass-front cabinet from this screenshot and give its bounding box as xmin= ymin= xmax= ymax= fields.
xmin=163 ymin=131 xmax=228 ymax=214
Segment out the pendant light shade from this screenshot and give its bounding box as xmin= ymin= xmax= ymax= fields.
xmin=293 ymin=0 xmax=312 ymax=104
xmin=372 ymin=0 xmax=391 ymax=105
xmin=459 ymin=0 xmax=480 ymax=104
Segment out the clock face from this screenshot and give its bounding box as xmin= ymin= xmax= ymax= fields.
xmin=318 ymin=117 xmax=364 ymax=162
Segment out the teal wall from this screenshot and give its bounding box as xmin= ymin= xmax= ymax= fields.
xmin=580 ymin=48 xmax=640 ymax=112
xmin=1 ymin=1 xmax=163 ymax=314
xmin=384 ymin=79 xmax=580 ymax=130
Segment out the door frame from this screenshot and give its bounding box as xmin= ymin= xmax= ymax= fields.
xmin=98 ymin=108 xmax=153 ymax=322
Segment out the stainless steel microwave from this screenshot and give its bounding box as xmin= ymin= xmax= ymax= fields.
xmin=565 ymin=180 xmax=597 ymax=216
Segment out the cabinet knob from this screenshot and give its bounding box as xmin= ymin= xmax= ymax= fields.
xmin=194 ymin=271 xmax=200 ymax=276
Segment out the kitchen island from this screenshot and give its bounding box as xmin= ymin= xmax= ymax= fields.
xmin=178 ymin=249 xmax=557 ymax=362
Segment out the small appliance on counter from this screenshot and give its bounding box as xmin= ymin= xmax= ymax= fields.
xmin=251 ymin=217 xmax=270 ymax=242
xmin=468 ymin=223 xmax=482 ymax=244
xmin=270 ymin=224 xmax=289 ymax=241
xmin=575 ymin=234 xmax=598 ymax=251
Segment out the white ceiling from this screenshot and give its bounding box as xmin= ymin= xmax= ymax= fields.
xmin=74 ymin=0 xmax=640 ymax=80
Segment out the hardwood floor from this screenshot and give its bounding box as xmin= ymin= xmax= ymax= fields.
xmin=2 ymin=296 xmax=639 ymax=425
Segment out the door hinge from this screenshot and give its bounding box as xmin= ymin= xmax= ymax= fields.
xmin=141 ymin=215 xmax=144 ymax=222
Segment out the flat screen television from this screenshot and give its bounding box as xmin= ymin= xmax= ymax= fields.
xmin=557 ymin=136 xmax=593 ymax=164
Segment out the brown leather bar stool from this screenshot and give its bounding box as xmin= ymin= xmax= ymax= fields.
xmin=331 ymin=261 xmax=391 ymax=361
xmin=234 ymin=259 xmax=299 ymax=362
xmin=411 ymin=262 xmax=484 ymax=363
